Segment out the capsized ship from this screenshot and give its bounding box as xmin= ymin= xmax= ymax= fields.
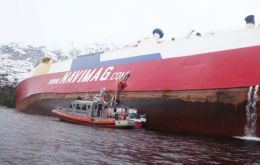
xmin=16 ymin=15 xmax=260 ymax=137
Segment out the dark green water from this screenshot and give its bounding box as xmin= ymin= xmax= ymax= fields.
xmin=0 ymin=107 xmax=260 ymax=164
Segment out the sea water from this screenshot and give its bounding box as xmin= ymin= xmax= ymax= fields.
xmin=0 ymin=106 xmax=260 ymax=164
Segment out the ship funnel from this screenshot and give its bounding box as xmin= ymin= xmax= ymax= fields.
xmin=153 ymin=28 xmax=164 ymax=39
xmin=42 ymin=57 xmax=51 ymax=63
xmin=245 ymin=15 xmax=255 ymax=28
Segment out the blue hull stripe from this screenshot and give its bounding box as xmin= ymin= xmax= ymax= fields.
xmin=71 ymin=53 xmax=162 ymax=70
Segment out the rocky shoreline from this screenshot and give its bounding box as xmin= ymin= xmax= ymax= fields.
xmin=0 ymin=84 xmax=16 ymax=108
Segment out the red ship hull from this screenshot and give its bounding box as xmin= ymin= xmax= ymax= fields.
xmin=16 ymin=45 xmax=260 ymax=136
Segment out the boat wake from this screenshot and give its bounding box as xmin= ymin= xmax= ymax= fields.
xmin=234 ymin=136 xmax=260 ymax=141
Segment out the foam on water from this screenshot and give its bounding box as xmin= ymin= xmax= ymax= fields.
xmin=234 ymin=136 xmax=260 ymax=141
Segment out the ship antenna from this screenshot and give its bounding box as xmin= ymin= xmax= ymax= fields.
xmin=71 ymin=41 xmax=76 ymax=59
xmin=186 ymin=29 xmax=195 ymax=38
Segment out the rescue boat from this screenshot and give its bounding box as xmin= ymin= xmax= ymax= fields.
xmin=52 ymin=99 xmax=137 ymax=128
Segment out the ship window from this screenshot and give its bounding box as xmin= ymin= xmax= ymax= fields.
xmin=88 ymin=105 xmax=91 ymax=109
xmin=86 ymin=109 xmax=90 ymax=116
xmin=76 ymin=104 xmax=80 ymax=110
xmin=98 ymin=104 xmax=103 ymax=110
xmin=82 ymin=105 xmax=86 ymax=110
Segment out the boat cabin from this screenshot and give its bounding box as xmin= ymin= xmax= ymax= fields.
xmin=66 ymin=100 xmax=109 ymax=117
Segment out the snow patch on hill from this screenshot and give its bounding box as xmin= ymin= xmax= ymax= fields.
xmin=0 ymin=43 xmax=69 ymax=86
xmin=0 ymin=42 xmax=116 ymax=87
